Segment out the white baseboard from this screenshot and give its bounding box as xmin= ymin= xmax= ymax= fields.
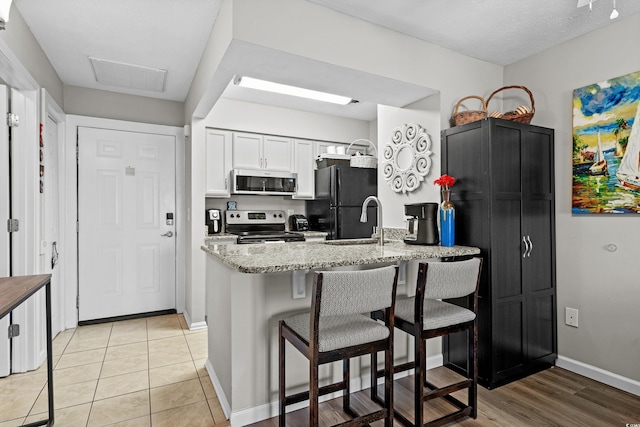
xmin=205 ymin=359 xmax=232 ymax=419
xmin=226 ymin=354 xmax=443 ymax=426
xmin=556 ymin=355 xmax=640 ymax=397
xmin=183 ymin=310 xmax=207 ymax=331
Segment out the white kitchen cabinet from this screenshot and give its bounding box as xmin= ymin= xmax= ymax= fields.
xmin=232 ymin=132 xmax=293 ymax=172
xmin=293 ymin=139 xmax=315 ymax=199
xmin=205 ymin=129 xmax=232 ymax=197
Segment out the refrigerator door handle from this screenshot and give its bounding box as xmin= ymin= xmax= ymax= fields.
xmin=336 ymin=169 xmax=341 ymax=206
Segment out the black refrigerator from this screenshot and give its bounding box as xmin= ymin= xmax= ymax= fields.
xmin=305 ymin=165 xmax=378 ymax=240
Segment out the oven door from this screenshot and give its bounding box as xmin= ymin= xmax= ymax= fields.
xmin=231 ymin=169 xmax=297 ymax=195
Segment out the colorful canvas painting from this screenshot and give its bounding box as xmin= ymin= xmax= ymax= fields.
xmin=572 ymin=70 xmax=640 ymax=214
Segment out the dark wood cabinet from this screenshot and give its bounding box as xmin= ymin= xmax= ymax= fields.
xmin=441 ymin=118 xmax=556 ymax=389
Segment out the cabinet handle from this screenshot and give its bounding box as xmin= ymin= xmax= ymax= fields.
xmin=526 ymin=235 xmax=533 ymax=257
xmin=225 ymin=178 xmax=228 ymax=189
xmin=522 ymin=236 xmax=529 ymax=258
xmin=264 ymin=158 xmax=268 ymax=168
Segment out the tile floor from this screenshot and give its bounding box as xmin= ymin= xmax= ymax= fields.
xmin=0 ymin=314 xmax=230 ymax=427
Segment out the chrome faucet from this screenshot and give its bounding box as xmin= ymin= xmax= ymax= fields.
xmin=360 ymin=195 xmax=384 ymax=246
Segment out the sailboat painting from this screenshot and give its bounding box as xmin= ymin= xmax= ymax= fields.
xmin=572 ymin=70 xmax=640 ymax=214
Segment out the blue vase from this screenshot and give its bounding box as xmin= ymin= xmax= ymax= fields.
xmin=440 ymin=190 xmax=455 ymax=246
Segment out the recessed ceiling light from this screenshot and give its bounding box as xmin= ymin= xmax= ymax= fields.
xmin=233 ymin=76 xmax=355 ymax=105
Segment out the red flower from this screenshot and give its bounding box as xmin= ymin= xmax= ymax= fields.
xmin=434 ymin=174 xmax=456 ymax=190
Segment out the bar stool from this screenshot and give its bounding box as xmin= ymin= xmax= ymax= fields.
xmin=279 ymin=266 xmax=398 ymax=427
xmin=372 ymin=257 xmax=482 ymax=427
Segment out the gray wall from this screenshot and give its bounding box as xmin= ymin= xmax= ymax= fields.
xmin=64 ymin=85 xmax=185 ymax=127
xmin=0 ymin=4 xmax=63 ymax=103
xmin=505 ymin=14 xmax=640 ymax=382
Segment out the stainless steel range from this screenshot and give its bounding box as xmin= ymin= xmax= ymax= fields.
xmin=225 ymin=210 xmax=306 ymax=244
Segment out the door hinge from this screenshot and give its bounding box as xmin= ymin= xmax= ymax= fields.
xmin=6 ymin=112 xmax=19 ymax=128
xmin=7 ymin=218 xmax=19 ymax=232
xmin=8 ymin=324 xmax=20 ymax=339
xmin=76 ymin=221 xmax=79 ymax=233
xmin=76 ymin=295 xmax=79 ymax=309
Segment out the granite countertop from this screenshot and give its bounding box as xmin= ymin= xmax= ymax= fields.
xmin=202 ymin=239 xmax=480 ymax=274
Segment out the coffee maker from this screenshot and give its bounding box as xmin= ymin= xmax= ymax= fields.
xmin=403 ymin=203 xmax=439 ymax=245
xmin=206 ymin=209 xmax=222 ymax=234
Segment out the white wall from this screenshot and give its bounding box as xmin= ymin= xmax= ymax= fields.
xmin=378 ymin=96 xmax=443 ymax=229
xmin=505 ymin=14 xmax=640 ymax=384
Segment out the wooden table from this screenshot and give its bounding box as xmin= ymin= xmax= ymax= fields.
xmin=0 ymin=275 xmax=54 ymax=426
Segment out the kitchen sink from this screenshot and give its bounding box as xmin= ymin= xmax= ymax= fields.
xmin=324 ymin=238 xmax=391 ymax=245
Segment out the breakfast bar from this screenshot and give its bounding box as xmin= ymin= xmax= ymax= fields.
xmin=202 ymin=240 xmax=480 ymax=426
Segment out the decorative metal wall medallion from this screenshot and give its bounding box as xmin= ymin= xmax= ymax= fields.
xmin=382 ymin=123 xmax=432 ymax=193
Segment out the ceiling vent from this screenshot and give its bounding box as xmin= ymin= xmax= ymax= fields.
xmin=89 ymin=57 xmax=167 ymax=93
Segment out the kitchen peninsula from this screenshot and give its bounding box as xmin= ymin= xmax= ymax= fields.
xmin=201 ymin=239 xmax=480 ymax=425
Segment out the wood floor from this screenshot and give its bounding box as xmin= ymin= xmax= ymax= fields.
xmin=250 ymin=366 xmax=640 ymax=426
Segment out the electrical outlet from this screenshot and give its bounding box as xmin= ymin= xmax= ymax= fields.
xmin=565 ymin=307 xmax=579 ymax=327
xmin=292 ymin=270 xmax=307 ymax=299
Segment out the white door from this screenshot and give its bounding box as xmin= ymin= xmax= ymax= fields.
xmin=78 ymin=127 xmax=176 ymax=321
xmin=42 ymin=114 xmax=62 ymax=336
xmin=0 ymin=85 xmax=9 ymax=377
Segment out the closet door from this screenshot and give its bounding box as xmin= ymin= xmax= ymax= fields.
xmin=522 ymin=127 xmax=556 ymax=363
xmin=490 ymin=121 xmax=526 ymax=380
xmin=0 ymin=85 xmax=9 ymax=377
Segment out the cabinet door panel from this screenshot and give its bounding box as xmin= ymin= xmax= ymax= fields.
xmin=527 ymin=293 xmax=555 ymax=360
xmin=525 ymin=199 xmax=554 ymax=292
xmin=523 ymin=129 xmax=554 ymax=195
xmin=494 ymin=301 xmax=525 ymax=375
xmin=293 ymin=139 xmax=314 ymax=199
xmin=233 ymin=133 xmax=262 ymax=169
xmin=263 ymin=136 xmax=292 ymax=171
xmin=492 ymin=125 xmax=522 ymax=194
xmin=205 ymin=130 xmax=232 ymax=197
xmin=493 ymin=199 xmax=522 ymax=299
xmin=443 ymin=129 xmax=485 ymax=194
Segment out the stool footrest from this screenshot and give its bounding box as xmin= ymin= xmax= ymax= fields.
xmin=423 ymin=406 xmax=471 ymax=427
xmin=333 ymin=409 xmax=386 ymax=427
xmin=284 ymin=381 xmax=347 ymax=406
xmin=422 ymin=379 xmax=472 ymax=401
xmin=375 ymin=360 xmax=415 ymax=378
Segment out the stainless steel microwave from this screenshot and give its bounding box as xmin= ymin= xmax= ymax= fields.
xmin=230 ymin=169 xmax=297 ymax=196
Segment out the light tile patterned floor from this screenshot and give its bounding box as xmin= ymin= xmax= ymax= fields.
xmin=0 ymin=314 xmax=229 ymax=427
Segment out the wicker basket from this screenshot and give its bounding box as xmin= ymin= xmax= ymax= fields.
xmin=452 ymin=95 xmax=488 ymax=126
xmin=347 ymin=139 xmax=378 ymax=168
xmin=486 ymin=85 xmax=535 ymax=124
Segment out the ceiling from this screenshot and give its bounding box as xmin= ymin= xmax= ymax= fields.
xmin=14 ymin=0 xmax=640 ymax=120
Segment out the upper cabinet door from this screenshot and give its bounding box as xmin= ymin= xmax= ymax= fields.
xmin=293 ymin=139 xmax=315 ymax=199
xmin=232 ymin=132 xmax=263 ymax=170
xmin=263 ymin=136 xmax=293 ymax=171
xmin=205 ymin=129 xmax=232 ymax=197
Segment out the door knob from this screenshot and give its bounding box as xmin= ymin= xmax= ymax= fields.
xmin=161 ymin=231 xmax=174 ymax=237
